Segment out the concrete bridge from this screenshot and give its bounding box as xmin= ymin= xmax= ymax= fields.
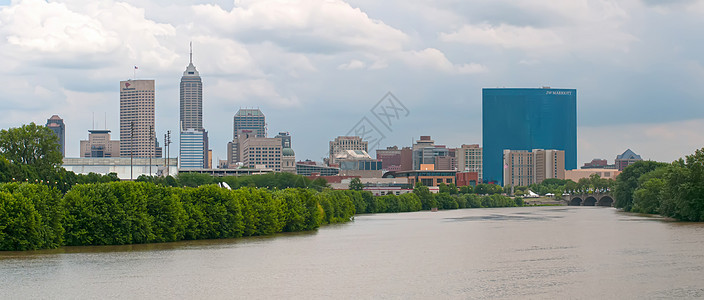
xmin=565 ymin=192 xmax=614 ymax=207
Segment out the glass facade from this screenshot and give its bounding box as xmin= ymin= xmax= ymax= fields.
xmin=482 ymin=88 xmax=577 ymax=185
xmin=180 ymin=130 xmax=204 ymax=169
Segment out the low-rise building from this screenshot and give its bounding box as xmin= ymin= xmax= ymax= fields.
xmin=565 ymin=169 xmax=621 ymax=181
xmin=80 ymin=129 xmax=121 ymax=158
xmin=63 ymin=157 xmax=178 ymax=179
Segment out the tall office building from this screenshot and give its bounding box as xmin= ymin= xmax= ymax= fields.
xmin=46 ymin=115 xmax=65 ymax=157
xmin=227 ymin=109 xmax=267 ymax=167
xmin=179 ymin=44 xmax=209 ymax=169
xmin=120 ymin=79 xmax=157 ymax=158
xmin=483 ymin=87 xmax=576 ymax=185
xmin=233 ymin=109 xmax=266 ymax=139
xmin=180 ymin=44 xmax=203 ymax=131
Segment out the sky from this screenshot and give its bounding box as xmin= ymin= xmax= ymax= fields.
xmin=0 ymin=0 xmax=703 ymax=166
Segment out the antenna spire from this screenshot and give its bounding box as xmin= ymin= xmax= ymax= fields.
xmin=189 ymin=41 xmax=193 ymax=64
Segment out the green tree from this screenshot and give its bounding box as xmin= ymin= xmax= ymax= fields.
xmin=349 ymin=177 xmax=364 ymax=191
xmin=0 ymin=123 xmax=62 ymax=180
xmin=660 ymin=149 xmax=704 ymax=221
xmin=310 ymin=177 xmax=330 ymax=191
xmin=613 ymin=160 xmax=668 ymax=211
xmin=413 ymin=181 xmax=436 ymax=210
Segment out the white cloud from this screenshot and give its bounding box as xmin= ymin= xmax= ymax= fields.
xmin=192 ymin=0 xmax=408 ymax=53
xmin=337 ymin=59 xmax=366 ymax=70
xmin=399 ymin=48 xmax=487 ymax=74
xmin=440 ymin=24 xmax=563 ymax=50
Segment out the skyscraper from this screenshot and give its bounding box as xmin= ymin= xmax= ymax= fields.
xmin=179 ymin=43 xmax=209 ymax=169
xmin=483 ymin=87 xmax=577 ymax=185
xmin=233 ymin=108 xmax=266 ymax=139
xmin=46 ymin=115 xmax=65 ymax=157
xmin=180 ymin=44 xmax=203 ymax=131
xmin=120 ymin=79 xmax=156 ymax=158
xmin=227 ymin=109 xmax=266 ymax=167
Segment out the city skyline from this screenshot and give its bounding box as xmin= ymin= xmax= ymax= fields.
xmin=1 ymin=1 xmax=703 ymax=166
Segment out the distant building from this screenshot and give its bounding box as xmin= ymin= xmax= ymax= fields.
xmin=120 ymin=79 xmax=157 ymax=158
xmin=227 ymin=109 xmax=266 ymax=167
xmin=296 ymin=161 xmax=340 ymax=176
xmin=565 ymin=169 xmax=621 ymax=182
xmin=336 ymin=150 xmax=383 ymax=178
xmin=63 ymin=157 xmax=177 ymax=179
xmin=503 ymin=149 xmax=565 ymax=187
xmin=179 ymin=129 xmax=205 ymax=169
xmin=383 ymin=168 xmax=457 ymax=187
xmin=46 ymin=115 xmax=65 ymax=157
xmin=615 ymin=149 xmax=643 ymax=171
xmin=329 ymin=136 xmax=368 ymax=165
xmin=179 ymin=45 xmax=209 ymax=169
xmin=456 ymin=172 xmax=479 ymax=187
xmin=238 ymin=136 xmax=282 ymax=171
xmin=234 ymin=108 xmax=266 ymax=140
xmin=582 ymin=158 xmax=616 ymax=169
xmin=400 ymin=147 xmax=413 ymax=171
xmin=411 ymin=136 xmax=452 ymax=170
xmin=456 ymin=144 xmax=482 ymax=181
xmin=483 ymin=87 xmax=577 ymax=185
xmin=80 ymin=129 xmax=120 ymax=158
xmin=376 ymin=146 xmax=401 ymax=170
xmin=276 ymin=132 xmax=296 ymax=174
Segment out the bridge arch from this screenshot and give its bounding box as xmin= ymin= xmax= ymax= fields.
xmin=597 ymin=196 xmax=614 ymax=207
xmin=569 ymin=197 xmax=583 ymax=206
xmin=583 ymin=196 xmax=597 ymax=206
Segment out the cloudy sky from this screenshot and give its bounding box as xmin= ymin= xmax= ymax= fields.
xmin=1 ymin=0 xmax=703 ymax=165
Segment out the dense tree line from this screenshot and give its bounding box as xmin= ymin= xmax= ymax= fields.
xmin=614 ymin=148 xmax=704 ymax=221
xmin=1 ymin=181 xmax=360 ymax=250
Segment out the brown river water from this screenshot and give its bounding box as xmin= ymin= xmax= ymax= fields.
xmin=2 ymin=206 xmax=704 ymax=299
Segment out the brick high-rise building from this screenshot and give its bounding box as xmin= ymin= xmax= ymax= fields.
xmin=120 ymin=79 xmax=157 ymax=158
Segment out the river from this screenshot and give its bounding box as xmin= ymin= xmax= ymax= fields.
xmin=2 ymin=206 xmax=704 ymax=299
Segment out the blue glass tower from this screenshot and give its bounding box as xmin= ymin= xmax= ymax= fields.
xmin=482 ymin=88 xmax=577 ymax=185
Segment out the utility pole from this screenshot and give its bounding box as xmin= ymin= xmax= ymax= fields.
xmin=130 ymin=121 xmax=134 ymax=180
xmin=149 ymin=125 xmax=154 ymax=177
xmin=165 ymin=131 xmax=171 ymax=176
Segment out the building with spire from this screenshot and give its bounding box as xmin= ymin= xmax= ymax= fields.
xmin=46 ymin=115 xmax=65 ymax=157
xmin=179 ymin=43 xmax=210 ymax=169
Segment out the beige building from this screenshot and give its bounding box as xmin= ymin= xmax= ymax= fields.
xmin=80 ymin=130 xmax=120 ymax=158
xmin=503 ymin=149 xmax=565 ymax=187
xmin=455 ymin=144 xmax=482 ymax=180
xmin=240 ymin=137 xmax=283 ymax=172
xmin=565 ymin=169 xmax=621 ymax=181
xmin=120 ymin=79 xmax=157 ymax=158
xmin=329 ymin=136 xmax=368 ymax=165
